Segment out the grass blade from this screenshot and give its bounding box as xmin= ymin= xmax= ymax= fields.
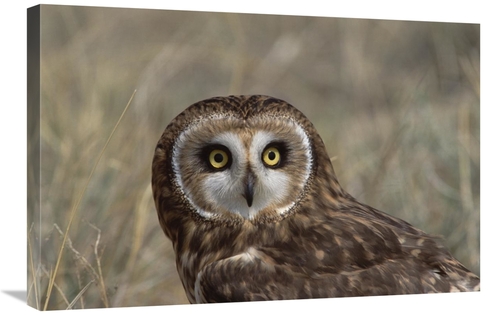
xmin=43 ymin=90 xmax=136 ymax=310
xmin=66 ymin=279 xmax=95 ymax=310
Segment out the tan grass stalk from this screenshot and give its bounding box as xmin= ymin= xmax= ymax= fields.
xmin=113 ymin=183 xmax=151 ymax=305
xmin=27 ymin=223 xmax=39 ymax=309
xmin=89 ymin=223 xmax=109 ymax=307
xmin=43 ymin=90 xmax=136 ymax=310
xmin=76 ymin=265 xmax=85 ymax=309
xmin=66 ymin=279 xmax=95 ymax=310
xmin=53 ymin=223 xmax=99 ymax=279
xmin=41 ymin=265 xmax=71 ymax=308
xmin=128 ymin=183 xmax=151 ymax=271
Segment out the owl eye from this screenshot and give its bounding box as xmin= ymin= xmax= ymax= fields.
xmin=262 ymin=147 xmax=281 ymax=167
xmin=208 ymin=149 xmax=230 ymax=169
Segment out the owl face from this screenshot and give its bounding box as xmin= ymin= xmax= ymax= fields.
xmin=171 ymin=114 xmax=313 ymax=220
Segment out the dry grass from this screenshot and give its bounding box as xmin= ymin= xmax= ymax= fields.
xmin=27 ymin=5 xmax=480 ymax=310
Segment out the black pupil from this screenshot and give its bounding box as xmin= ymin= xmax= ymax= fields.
xmin=268 ymin=151 xmax=276 ymax=160
xmin=214 ymin=153 xmax=224 ymax=163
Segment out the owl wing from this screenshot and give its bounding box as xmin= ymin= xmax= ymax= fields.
xmin=194 ymin=246 xmax=444 ymax=303
xmin=194 ymin=216 xmax=479 ymax=303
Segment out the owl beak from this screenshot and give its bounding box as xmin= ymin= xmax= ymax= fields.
xmin=243 ymin=171 xmax=255 ymax=207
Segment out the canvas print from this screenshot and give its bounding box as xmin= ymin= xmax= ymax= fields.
xmin=27 ymin=5 xmax=480 ymax=310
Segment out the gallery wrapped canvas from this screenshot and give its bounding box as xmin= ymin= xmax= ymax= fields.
xmin=27 ymin=4 xmax=479 ymax=310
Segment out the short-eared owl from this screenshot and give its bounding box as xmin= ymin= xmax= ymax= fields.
xmin=151 ymin=95 xmax=479 ymax=303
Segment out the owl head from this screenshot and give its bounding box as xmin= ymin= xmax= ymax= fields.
xmin=152 ymin=95 xmax=343 ymax=234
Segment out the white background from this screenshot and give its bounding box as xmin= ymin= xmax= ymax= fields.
xmin=1 ymin=1 xmax=497 ymax=314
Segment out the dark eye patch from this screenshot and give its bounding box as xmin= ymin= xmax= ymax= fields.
xmin=263 ymin=141 xmax=289 ymax=168
xmin=198 ymin=144 xmax=232 ymax=171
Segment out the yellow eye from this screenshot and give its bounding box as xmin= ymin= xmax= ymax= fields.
xmin=262 ymin=147 xmax=281 ymax=167
xmin=209 ymin=149 xmax=229 ymax=169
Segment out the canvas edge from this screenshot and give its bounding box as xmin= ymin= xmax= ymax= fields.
xmin=27 ymin=4 xmax=41 ymax=310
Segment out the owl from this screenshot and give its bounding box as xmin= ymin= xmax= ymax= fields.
xmin=151 ymin=95 xmax=479 ymax=303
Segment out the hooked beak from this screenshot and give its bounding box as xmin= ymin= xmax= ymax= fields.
xmin=243 ymin=171 xmax=256 ymax=207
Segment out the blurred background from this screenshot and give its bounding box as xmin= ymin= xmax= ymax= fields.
xmin=28 ymin=4 xmax=479 ymax=310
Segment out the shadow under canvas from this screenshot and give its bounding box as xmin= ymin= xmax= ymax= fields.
xmin=2 ymin=290 xmax=26 ymax=303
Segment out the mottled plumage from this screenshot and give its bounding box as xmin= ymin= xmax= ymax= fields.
xmin=151 ymin=95 xmax=479 ymax=303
